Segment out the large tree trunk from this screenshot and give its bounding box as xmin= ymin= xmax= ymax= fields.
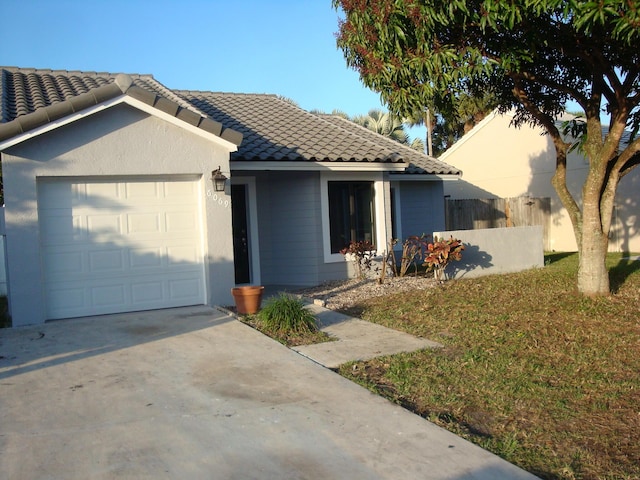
xmin=577 ymin=216 xmax=610 ymax=295
xmin=549 ymin=120 xmax=614 ymax=296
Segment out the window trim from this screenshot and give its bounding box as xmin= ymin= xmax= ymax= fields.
xmin=321 ymin=172 xmax=386 ymax=263
xmin=390 ymin=182 xmax=402 ymax=241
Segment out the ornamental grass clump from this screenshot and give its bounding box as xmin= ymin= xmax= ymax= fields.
xmin=257 ymin=294 xmax=318 ymax=336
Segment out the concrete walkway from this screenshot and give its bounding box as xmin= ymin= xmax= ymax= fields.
xmin=0 ymin=306 xmax=539 ymax=479
xmin=293 ymin=302 xmax=442 ymax=368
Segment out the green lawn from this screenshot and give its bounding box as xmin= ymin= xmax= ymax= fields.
xmin=338 ymin=253 xmax=640 ymax=480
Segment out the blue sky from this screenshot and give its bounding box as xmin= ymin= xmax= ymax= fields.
xmin=0 ymin=0 xmax=392 ymax=119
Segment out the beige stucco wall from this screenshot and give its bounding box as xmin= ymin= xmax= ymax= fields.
xmin=2 ymin=104 xmax=235 ymax=326
xmin=441 ymin=112 xmax=639 ymax=253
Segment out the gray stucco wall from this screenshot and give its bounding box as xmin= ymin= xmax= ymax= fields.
xmin=2 ymin=104 xmax=235 ymax=326
xmin=0 ymin=209 xmax=6 ymax=295
xmin=398 ymin=181 xmax=446 ymax=239
xmin=253 ymin=175 xmax=448 ymax=287
xmin=433 ymin=226 xmax=544 ymax=279
xmin=256 ymin=171 xmax=326 ymax=286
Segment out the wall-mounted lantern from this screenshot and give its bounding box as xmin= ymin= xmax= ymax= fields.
xmin=211 ymin=166 xmax=228 ymax=192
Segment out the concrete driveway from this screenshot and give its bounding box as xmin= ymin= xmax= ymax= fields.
xmin=0 ymin=306 xmax=537 ymax=479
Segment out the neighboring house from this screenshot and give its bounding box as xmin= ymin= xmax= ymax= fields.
xmin=440 ymin=110 xmax=639 ymax=253
xmin=0 ymin=67 xmax=460 ymax=326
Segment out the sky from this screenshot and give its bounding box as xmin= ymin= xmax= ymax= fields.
xmin=0 ymin=0 xmax=401 ymax=121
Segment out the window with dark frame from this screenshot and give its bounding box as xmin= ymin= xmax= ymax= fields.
xmin=328 ymin=181 xmax=375 ymax=253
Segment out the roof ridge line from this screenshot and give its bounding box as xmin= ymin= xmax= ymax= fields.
xmin=0 ymin=70 xmax=243 ymax=147
xmin=175 ymin=90 xmax=278 ymax=97
xmin=0 ymin=66 xmax=156 ymax=80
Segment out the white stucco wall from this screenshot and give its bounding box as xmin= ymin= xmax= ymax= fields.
xmin=441 ymin=112 xmax=639 ymax=253
xmin=2 ymin=104 xmax=235 ymax=326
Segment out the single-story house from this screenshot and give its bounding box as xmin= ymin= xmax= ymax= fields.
xmin=440 ymin=110 xmax=639 ymax=253
xmin=0 ymin=66 xmax=460 ymax=327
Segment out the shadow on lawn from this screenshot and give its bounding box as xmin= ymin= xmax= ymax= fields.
xmin=544 ymin=252 xmax=576 ymax=264
xmin=610 ymin=254 xmax=640 ymax=293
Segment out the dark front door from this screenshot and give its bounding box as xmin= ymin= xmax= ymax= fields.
xmin=231 ymin=184 xmax=251 ymax=284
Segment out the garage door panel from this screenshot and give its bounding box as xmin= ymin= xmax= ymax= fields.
xmin=87 ymin=214 xmax=123 ymax=237
xmin=87 ymin=182 xmax=121 ymax=201
xmin=166 ymin=211 xmax=198 ymax=232
xmin=44 ymin=250 xmax=84 ymax=276
xmin=46 ymin=287 xmax=85 ymax=311
xmin=124 ymin=182 xmax=160 ymax=199
xmin=165 ymin=181 xmax=198 ymax=199
xmin=129 ymin=247 xmax=164 ymax=269
xmin=91 ymin=284 xmax=126 ymax=307
xmin=39 ymin=182 xmax=85 ymax=209
xmin=168 ymin=276 xmax=204 ymax=300
xmin=126 ymin=213 xmax=161 ymax=234
xmin=131 ymin=281 xmax=164 ymax=303
xmin=167 ymin=245 xmax=201 ymax=264
xmin=40 ymin=214 xmax=85 ymax=245
xmin=88 ymin=249 xmax=125 ymax=272
xmin=38 ymin=178 xmax=206 ymax=319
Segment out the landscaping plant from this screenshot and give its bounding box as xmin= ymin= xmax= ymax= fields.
xmin=340 ymin=240 xmax=377 ymax=279
xmin=257 ymin=293 xmax=318 ymax=336
xmin=423 ymin=236 xmax=464 ymax=281
xmin=396 ymin=235 xmax=429 ymax=277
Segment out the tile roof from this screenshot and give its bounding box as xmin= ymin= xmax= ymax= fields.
xmin=176 ymin=91 xmax=460 ymax=174
xmin=319 ymin=114 xmax=461 ymax=175
xmin=0 ymin=66 xmax=461 ymax=175
xmin=0 ymin=67 xmax=242 ymax=145
xmin=176 ymin=91 xmax=402 ymax=164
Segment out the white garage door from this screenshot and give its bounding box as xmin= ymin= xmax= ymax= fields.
xmin=38 ymin=178 xmax=206 ymax=319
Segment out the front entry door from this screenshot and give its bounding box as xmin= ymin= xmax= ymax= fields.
xmin=231 ymin=184 xmax=251 ymax=284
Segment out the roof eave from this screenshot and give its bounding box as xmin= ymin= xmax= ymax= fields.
xmin=389 ymin=173 xmax=461 ymax=181
xmin=230 ymin=160 xmax=407 ymax=172
xmin=0 ymin=73 xmax=242 ymax=152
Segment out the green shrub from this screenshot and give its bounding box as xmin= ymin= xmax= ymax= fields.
xmin=257 ymin=294 xmax=318 ymax=335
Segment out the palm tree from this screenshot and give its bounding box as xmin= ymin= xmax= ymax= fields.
xmin=313 ymin=107 xmax=424 ymax=151
xmin=409 ymin=137 xmax=425 ymax=152
xmin=352 ymin=109 xmax=410 ymax=145
xmin=405 ymin=106 xmax=437 ymax=155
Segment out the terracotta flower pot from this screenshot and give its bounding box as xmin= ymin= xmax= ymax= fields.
xmin=231 ymin=286 xmax=265 ymax=315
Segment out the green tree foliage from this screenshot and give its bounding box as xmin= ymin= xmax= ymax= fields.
xmin=334 ymin=0 xmax=640 ymax=295
xmin=405 ymin=93 xmax=498 ymax=156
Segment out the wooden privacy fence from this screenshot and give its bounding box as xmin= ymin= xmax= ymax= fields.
xmin=445 ymin=197 xmax=551 ymax=250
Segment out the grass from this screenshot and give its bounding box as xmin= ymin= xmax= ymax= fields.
xmin=240 ymin=294 xmax=333 ymax=347
xmin=338 ymin=253 xmax=640 ymax=480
